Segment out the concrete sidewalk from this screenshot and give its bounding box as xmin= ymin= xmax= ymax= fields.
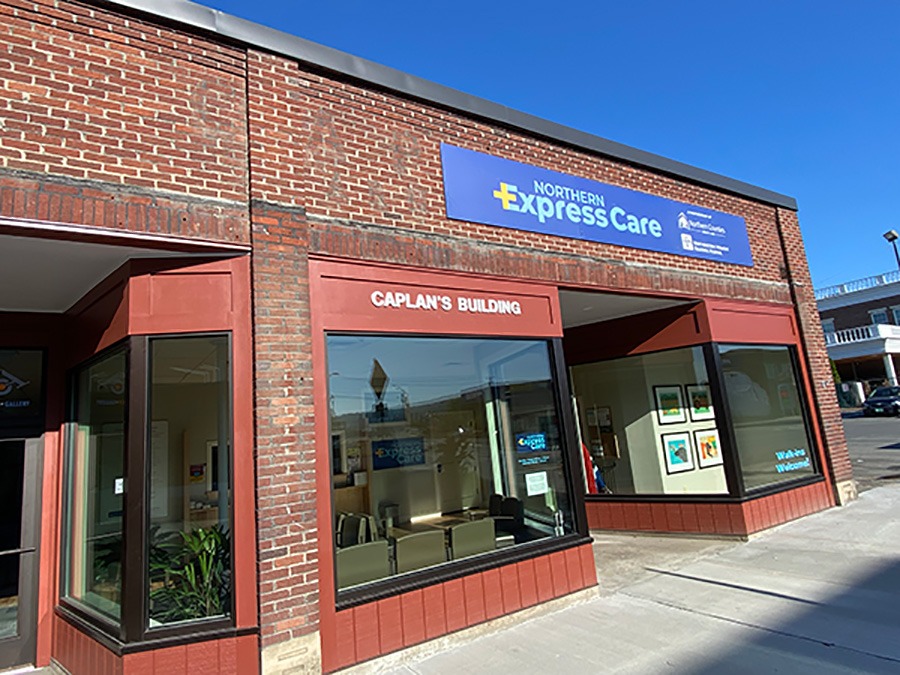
xmin=365 ymin=485 xmax=900 ymax=674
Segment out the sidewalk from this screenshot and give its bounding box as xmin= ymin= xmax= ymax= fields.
xmin=369 ymin=485 xmax=900 ymax=674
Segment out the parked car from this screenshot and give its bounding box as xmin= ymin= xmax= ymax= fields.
xmin=862 ymin=386 xmax=900 ymax=416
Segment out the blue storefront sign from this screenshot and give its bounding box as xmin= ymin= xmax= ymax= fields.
xmin=372 ymin=436 xmax=426 ymax=470
xmin=516 ymin=432 xmax=548 ymax=452
xmin=441 ymin=144 xmax=753 ymax=266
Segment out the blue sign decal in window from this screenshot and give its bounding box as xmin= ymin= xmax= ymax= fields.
xmin=440 ymin=144 xmax=753 ymax=267
xmin=372 ymin=437 xmax=426 ymax=470
xmin=516 ymin=432 xmax=548 ymax=452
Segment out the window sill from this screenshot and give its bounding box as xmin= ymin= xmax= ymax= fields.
xmin=55 ymin=604 xmax=256 ymax=656
xmin=583 ymin=474 xmax=825 ymax=503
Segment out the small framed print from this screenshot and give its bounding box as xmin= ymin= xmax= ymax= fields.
xmin=694 ymin=428 xmax=724 ymax=469
xmin=686 ymin=384 xmax=715 ymax=422
xmin=654 ymin=385 xmax=686 ymax=425
xmin=661 ymin=432 xmax=695 ymax=474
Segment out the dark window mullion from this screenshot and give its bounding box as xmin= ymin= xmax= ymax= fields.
xmin=123 ymin=337 xmax=147 ymax=643
xmin=705 ymin=343 xmax=745 ymax=498
xmin=787 ymin=346 xmax=821 ymax=475
xmin=551 ymin=337 xmax=588 ymax=537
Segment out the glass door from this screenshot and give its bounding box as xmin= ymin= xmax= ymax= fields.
xmin=0 ymin=437 xmax=40 ymax=669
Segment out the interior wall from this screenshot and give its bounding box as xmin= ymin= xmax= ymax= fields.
xmin=150 ymin=382 xmax=220 ymax=531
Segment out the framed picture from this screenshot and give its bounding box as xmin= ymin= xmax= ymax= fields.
xmin=654 ymin=385 xmax=686 ymax=424
xmin=694 ymin=428 xmax=724 ymax=469
xmin=661 ymin=432 xmax=695 ymax=474
xmin=686 ymin=384 xmax=715 ymax=421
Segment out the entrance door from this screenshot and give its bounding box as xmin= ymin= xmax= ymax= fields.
xmin=0 ymin=438 xmax=40 ymax=669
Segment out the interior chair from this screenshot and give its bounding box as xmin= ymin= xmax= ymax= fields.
xmin=394 ymin=530 xmax=447 ymax=574
xmin=450 ymin=518 xmax=495 ymax=560
xmin=488 ymin=493 xmax=503 ymax=516
xmin=494 ymin=497 xmax=526 ymax=543
xmin=335 ymin=540 xmax=390 ymax=589
xmin=336 ymin=512 xmax=378 ymax=548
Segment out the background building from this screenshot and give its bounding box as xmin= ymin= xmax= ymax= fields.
xmin=817 ymin=271 xmax=900 ymax=393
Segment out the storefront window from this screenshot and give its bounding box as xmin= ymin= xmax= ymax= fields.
xmin=570 ymin=346 xmax=727 ymax=496
xmin=63 ymin=348 xmax=127 ymax=622
xmin=147 ymin=335 xmax=231 ymax=627
xmin=62 ymin=334 xmax=234 ymax=638
xmin=719 ymin=345 xmax=816 ymax=491
xmin=327 ymin=335 xmax=574 ymax=591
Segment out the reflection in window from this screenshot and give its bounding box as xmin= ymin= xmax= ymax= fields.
xmin=570 ymin=346 xmax=727 ymax=496
xmin=64 ymin=349 xmax=127 ymax=621
xmin=327 ymin=336 xmax=574 ymax=590
xmin=147 ymin=335 xmax=231 ymax=626
xmin=719 ymin=345 xmax=816 ymax=491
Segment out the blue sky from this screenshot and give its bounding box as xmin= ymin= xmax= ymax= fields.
xmin=207 ymin=0 xmax=899 ymax=290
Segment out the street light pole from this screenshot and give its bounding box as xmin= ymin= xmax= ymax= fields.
xmin=884 ymin=230 xmax=900 ymax=271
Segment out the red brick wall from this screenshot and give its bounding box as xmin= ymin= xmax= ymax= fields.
xmin=243 ymin=48 xmax=852 ymax=650
xmin=276 ymin=64 xmax=789 ymax=294
xmin=247 ymin=50 xmax=318 ymax=651
xmin=0 ymin=0 xmax=249 ymax=244
xmin=1 ymin=0 xmax=854 ymax=660
xmin=776 ymin=209 xmax=851 ymax=485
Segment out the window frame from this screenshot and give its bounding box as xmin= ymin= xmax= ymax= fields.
xmin=709 ymin=342 xmax=822 ymax=497
xmin=869 ymin=308 xmax=889 ymax=325
xmin=59 ymin=339 xmax=131 ymax=641
xmin=59 ymin=333 xmax=237 ymax=648
xmin=325 ymin=331 xmax=590 ymax=610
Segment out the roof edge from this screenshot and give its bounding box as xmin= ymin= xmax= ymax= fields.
xmin=105 ymin=0 xmax=799 ymax=211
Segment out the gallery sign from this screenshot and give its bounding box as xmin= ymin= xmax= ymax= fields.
xmin=0 ymin=349 xmax=44 ymax=426
xmin=441 ymin=144 xmax=754 ymax=267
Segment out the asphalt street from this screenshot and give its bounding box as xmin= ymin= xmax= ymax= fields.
xmin=841 ymin=411 xmax=900 ymax=492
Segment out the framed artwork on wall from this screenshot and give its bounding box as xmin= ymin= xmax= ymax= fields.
xmin=661 ymin=432 xmax=695 ymax=474
xmin=694 ymin=428 xmax=724 ymax=469
xmin=654 ymin=385 xmax=686 ymax=424
xmin=686 ymin=384 xmax=715 ymax=421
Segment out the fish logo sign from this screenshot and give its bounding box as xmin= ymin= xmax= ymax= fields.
xmin=0 ymin=368 xmax=29 ymax=397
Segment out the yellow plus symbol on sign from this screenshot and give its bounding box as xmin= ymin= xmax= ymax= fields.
xmin=493 ymin=183 xmax=518 ymax=210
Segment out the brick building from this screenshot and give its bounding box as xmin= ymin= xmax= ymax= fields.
xmin=816 ymin=271 xmax=900 ymax=387
xmin=0 ymin=0 xmax=854 ymax=673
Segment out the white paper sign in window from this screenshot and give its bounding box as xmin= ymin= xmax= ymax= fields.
xmin=525 ymin=471 xmax=549 ymax=496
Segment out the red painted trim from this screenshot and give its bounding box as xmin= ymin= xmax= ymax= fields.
xmin=5 ymin=255 xmax=259 ymax=673
xmin=585 ymin=484 xmax=831 ymax=536
xmin=310 ymin=257 xmax=563 ymax=337
xmin=564 ymin=303 xmax=709 ymax=364
xmin=320 ymin=545 xmax=595 ymax=672
xmin=705 ymin=298 xmax=798 ymax=345
xmin=310 ymin=259 xmax=586 ymax=671
xmin=229 ymin=258 xmax=259 ymax=630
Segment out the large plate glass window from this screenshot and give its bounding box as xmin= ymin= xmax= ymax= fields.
xmin=570 ymin=346 xmax=726 ymax=496
xmin=62 ymin=348 xmax=128 ymax=623
xmin=718 ymin=344 xmax=816 ymax=491
xmin=327 ymin=335 xmax=575 ymax=591
xmin=147 ymin=335 xmax=232 ymax=627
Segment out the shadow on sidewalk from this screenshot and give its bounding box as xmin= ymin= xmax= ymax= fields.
xmin=683 ymin=559 xmax=900 ymax=674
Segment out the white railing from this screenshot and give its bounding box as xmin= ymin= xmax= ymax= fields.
xmin=824 ymin=323 xmax=900 ymax=346
xmin=815 ymin=270 xmax=900 ymax=300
